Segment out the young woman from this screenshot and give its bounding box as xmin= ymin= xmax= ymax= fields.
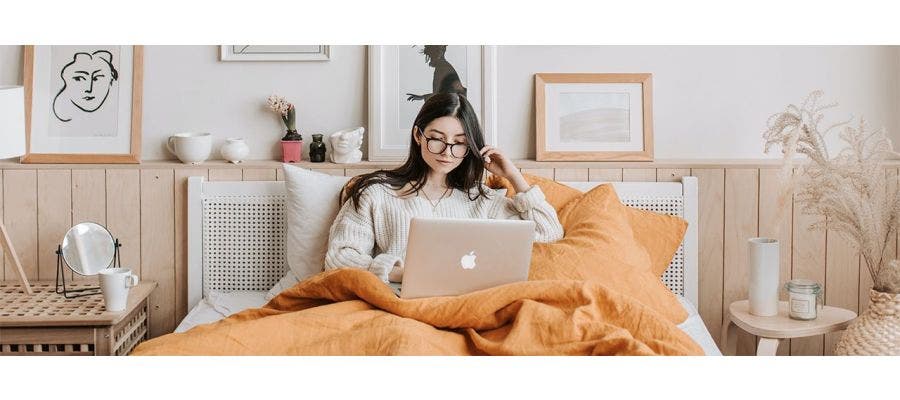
xmin=324 ymin=93 xmax=563 ymax=283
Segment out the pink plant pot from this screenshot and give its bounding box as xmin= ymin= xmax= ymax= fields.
xmin=281 ymin=140 xmax=303 ymax=163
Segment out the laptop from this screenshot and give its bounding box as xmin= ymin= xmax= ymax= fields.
xmin=392 ymin=217 xmax=536 ymax=299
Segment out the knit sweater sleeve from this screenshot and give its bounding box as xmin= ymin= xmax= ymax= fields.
xmin=323 ymin=187 xmax=403 ymax=282
xmin=488 ymin=185 xmax=564 ymax=243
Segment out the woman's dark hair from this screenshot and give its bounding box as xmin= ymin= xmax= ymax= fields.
xmin=341 ymin=92 xmax=488 ymax=210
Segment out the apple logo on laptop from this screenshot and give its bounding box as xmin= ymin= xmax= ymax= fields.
xmin=460 ymin=251 xmax=477 ymax=269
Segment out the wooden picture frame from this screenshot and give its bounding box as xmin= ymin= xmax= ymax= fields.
xmin=535 ymin=73 xmax=653 ymax=162
xmin=21 ymin=45 xmax=143 ymax=164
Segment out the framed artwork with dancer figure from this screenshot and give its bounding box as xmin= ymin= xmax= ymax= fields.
xmin=368 ymin=45 xmax=497 ymax=162
xmin=21 ymin=45 xmax=143 ymax=163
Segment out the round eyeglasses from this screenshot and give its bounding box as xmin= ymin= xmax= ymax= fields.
xmin=417 ymin=128 xmax=469 ymax=158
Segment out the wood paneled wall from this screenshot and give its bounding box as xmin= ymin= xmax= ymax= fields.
xmin=0 ymin=161 xmax=887 ymax=355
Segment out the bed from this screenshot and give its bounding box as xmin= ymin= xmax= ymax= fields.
xmin=176 ymin=175 xmax=721 ymax=356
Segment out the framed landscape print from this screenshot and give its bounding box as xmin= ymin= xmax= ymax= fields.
xmin=219 ymin=45 xmax=330 ymax=61
xmin=535 ymin=73 xmax=653 ymax=161
xmin=22 ymin=45 xmax=143 ymax=163
xmin=368 ymin=45 xmax=497 ymax=162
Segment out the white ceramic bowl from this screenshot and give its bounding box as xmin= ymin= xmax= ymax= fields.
xmin=167 ymin=132 xmax=212 ymax=164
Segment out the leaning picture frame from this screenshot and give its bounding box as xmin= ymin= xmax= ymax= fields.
xmin=368 ymin=45 xmax=497 ymax=162
xmin=535 ymin=73 xmax=653 ymax=162
xmin=21 ymin=45 xmax=143 ymax=163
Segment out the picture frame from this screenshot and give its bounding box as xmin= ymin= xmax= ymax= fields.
xmin=219 ymin=45 xmax=330 ymax=61
xmin=535 ymin=73 xmax=653 ymax=162
xmin=368 ymin=45 xmax=497 ymax=162
xmin=21 ymin=45 xmax=143 ymax=164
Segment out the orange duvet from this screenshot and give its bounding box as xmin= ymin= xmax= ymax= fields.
xmin=131 ymin=269 xmax=702 ymax=356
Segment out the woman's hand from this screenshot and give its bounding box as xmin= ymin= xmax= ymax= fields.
xmin=480 ymin=145 xmax=529 ymax=192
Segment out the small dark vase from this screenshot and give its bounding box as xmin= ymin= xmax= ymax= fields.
xmin=309 ymin=134 xmax=326 ymax=163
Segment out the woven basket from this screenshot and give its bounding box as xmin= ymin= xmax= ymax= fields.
xmin=834 ymin=289 xmax=900 ymax=355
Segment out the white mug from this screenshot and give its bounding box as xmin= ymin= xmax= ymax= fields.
xmin=167 ymin=132 xmax=211 ymax=164
xmin=99 ymin=268 xmax=139 ymax=312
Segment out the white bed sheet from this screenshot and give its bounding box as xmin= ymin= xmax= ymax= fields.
xmin=175 ymin=291 xmax=722 ymax=356
xmin=675 ymin=296 xmax=722 ymax=355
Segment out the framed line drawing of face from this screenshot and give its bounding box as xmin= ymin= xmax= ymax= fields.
xmin=535 ymin=73 xmax=653 ymax=162
xmin=368 ymin=45 xmax=497 ymax=162
xmin=21 ymin=45 xmax=143 ymax=163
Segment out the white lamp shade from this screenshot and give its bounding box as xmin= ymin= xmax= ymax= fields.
xmin=0 ymin=85 xmax=26 ymax=159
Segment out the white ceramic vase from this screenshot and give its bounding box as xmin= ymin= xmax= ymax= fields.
xmin=748 ymin=237 xmax=780 ymax=316
xmin=221 ymin=138 xmax=249 ymax=164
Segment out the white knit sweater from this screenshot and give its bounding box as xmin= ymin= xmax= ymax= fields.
xmin=324 ymin=183 xmax=564 ymax=281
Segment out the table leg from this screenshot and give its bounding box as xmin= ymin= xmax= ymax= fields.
xmin=756 ymin=337 xmax=779 ymax=356
xmin=720 ymin=320 xmax=737 ymax=356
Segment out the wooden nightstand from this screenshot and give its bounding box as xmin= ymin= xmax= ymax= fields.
xmin=721 ymin=300 xmax=857 ymax=356
xmin=0 ymin=281 xmax=156 ymax=356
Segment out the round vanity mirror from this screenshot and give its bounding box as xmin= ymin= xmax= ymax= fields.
xmin=61 ymin=222 xmax=115 ymax=276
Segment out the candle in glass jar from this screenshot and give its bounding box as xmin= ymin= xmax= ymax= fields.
xmin=789 ymin=291 xmax=817 ymax=319
xmin=785 ymin=279 xmax=822 ymax=320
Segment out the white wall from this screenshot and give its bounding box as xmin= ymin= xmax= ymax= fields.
xmin=0 ymin=46 xmax=21 ymax=88
xmin=500 ymin=46 xmax=900 ymax=159
xmin=2 ymin=45 xmax=898 ymax=161
xmin=141 ymin=46 xmax=366 ymax=160
xmin=0 ymin=45 xmax=367 ymax=161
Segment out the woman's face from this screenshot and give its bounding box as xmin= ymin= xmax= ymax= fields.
xmin=416 ymin=116 xmax=468 ymax=176
xmin=62 ymin=54 xmax=114 ymax=112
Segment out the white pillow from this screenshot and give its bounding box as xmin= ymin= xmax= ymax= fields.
xmin=266 ymin=164 xmax=350 ymax=299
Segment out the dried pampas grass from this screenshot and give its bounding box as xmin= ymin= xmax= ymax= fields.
xmin=764 ymin=91 xmax=900 ymax=294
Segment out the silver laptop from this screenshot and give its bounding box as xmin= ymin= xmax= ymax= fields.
xmin=394 ymin=217 xmax=535 ymax=299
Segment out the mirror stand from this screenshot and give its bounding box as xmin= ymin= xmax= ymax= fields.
xmin=55 ymin=238 xmax=123 ymax=299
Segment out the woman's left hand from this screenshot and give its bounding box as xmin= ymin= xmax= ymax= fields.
xmin=481 ymin=145 xmax=528 ymax=190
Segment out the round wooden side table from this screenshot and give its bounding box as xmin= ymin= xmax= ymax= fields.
xmin=721 ymin=300 xmax=857 ymax=356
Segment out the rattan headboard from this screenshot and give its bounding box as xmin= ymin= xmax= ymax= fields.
xmin=186 ymin=176 xmax=699 ymax=311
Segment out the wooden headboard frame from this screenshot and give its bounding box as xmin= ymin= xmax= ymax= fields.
xmin=186 ymin=176 xmax=699 ymax=310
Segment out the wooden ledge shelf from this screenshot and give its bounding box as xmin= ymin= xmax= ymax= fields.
xmin=4 ymin=158 xmax=893 ymax=170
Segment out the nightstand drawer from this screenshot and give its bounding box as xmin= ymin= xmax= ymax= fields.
xmin=1 ymin=327 xmax=97 ymax=355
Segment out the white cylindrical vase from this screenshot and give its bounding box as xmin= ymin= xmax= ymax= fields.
xmin=748 ymin=237 xmax=780 ymax=316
